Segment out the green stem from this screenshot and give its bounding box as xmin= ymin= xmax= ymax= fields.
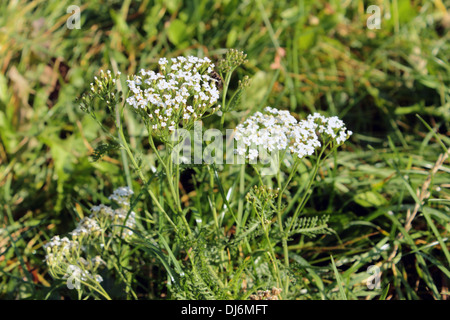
xmin=118 ymin=126 xmax=178 ymax=231
xmin=148 ymin=134 xmax=169 ymax=173
xmin=275 ymin=152 xmax=290 ymax=294
xmin=115 ymin=103 xmax=132 ymax=188
xmin=219 ymin=70 xmax=234 ymax=131
xmin=236 ymin=163 xmax=246 ymax=234
xmin=253 ymin=199 xmax=283 ymax=291
xmin=252 ymin=165 xmax=264 ymax=186
xmin=286 ymin=145 xmax=329 ymax=234
xmin=149 ymin=134 xmax=190 ymax=234
xmin=208 ymin=166 xmax=220 ymax=231
xmin=278 ymin=160 xmax=301 ymax=215
xmin=113 ymin=261 xmax=138 ymax=300
xmin=166 ymin=149 xmax=191 ymax=234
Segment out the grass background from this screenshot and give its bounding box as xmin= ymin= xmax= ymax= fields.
xmin=0 ymin=0 xmax=449 ymax=299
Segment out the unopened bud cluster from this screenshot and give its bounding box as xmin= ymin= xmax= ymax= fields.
xmin=217 ymin=49 xmax=248 ymax=74
xmin=246 ymin=185 xmax=279 ymax=203
xmin=81 ymin=69 xmax=122 ymax=114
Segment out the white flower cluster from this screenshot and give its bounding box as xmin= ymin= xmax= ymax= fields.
xmin=89 ymin=205 xmax=136 ymax=238
xmin=44 ymin=236 xmax=78 ymax=262
xmin=307 ymin=113 xmax=351 ymax=145
xmin=126 ymin=56 xmax=221 ymax=137
xmin=69 ymin=217 xmax=101 ymax=238
xmin=235 ymin=107 xmax=298 ymax=160
xmin=89 ymin=187 xmax=136 ymax=238
xmin=108 ymin=186 xmax=134 ymax=206
xmin=234 ymin=107 xmax=352 ymax=161
xmin=44 ymin=187 xmax=137 ymax=289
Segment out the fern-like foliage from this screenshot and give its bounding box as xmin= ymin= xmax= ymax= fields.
xmin=91 ymin=142 xmax=120 ymax=162
xmin=229 ymin=217 xmax=266 ymax=246
xmin=170 ymin=230 xmax=231 ymax=300
xmin=285 ymin=215 xmax=333 ymax=238
xmin=228 ymin=186 xmax=278 ymax=247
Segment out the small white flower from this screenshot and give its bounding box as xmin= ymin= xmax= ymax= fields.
xmin=95 ymin=275 xmax=103 ymax=283
xmin=158 ymin=57 xmax=168 ymax=65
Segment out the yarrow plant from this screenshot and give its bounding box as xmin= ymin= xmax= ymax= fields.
xmin=234 ymin=107 xmax=352 ymax=292
xmin=44 ymin=187 xmax=136 ymax=299
xmin=45 ymin=49 xmax=353 ymax=300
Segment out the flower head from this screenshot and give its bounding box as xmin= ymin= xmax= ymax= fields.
xmin=234 ymin=108 xmax=352 ymax=162
xmin=234 ymin=107 xmax=297 ymax=161
xmin=126 ymin=56 xmax=221 ymax=139
xmin=69 ymin=217 xmax=102 ymax=238
xmin=108 ymin=186 xmax=134 ymax=206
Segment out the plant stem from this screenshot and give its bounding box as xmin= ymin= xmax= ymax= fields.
xmin=118 ymin=126 xmax=178 ymax=231
xmin=115 ymin=103 xmax=133 ymax=189
xmin=166 ymin=148 xmax=192 ymax=234
xmin=275 ymin=152 xmax=290 ymax=294
xmin=252 ymin=199 xmax=283 ymax=290
xmin=286 ymin=146 xmax=328 ymax=234
xmin=148 ymin=134 xmax=191 ymax=234
xmin=236 ymin=163 xmax=245 ymax=234
xmin=219 ymin=70 xmax=234 ymax=131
